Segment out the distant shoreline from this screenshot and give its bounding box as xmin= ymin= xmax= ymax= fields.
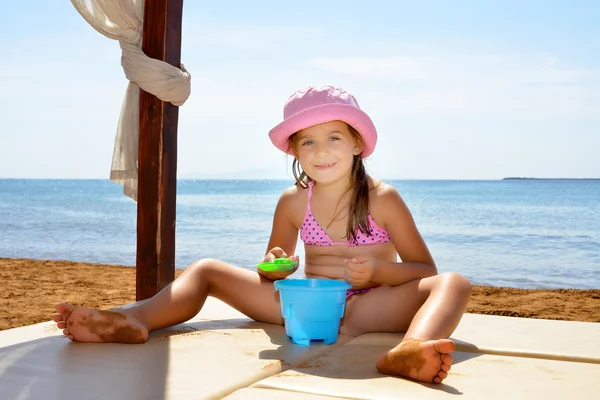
xmin=502 ymin=177 xmax=600 ymax=181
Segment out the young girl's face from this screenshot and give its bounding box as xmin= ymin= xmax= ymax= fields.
xmin=294 ymin=121 xmax=360 ymax=184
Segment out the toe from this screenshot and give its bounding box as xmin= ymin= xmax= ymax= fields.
xmin=53 ymin=314 xmax=63 ymax=322
xmin=441 ymin=363 xmax=451 ymax=372
xmin=434 ymin=339 xmax=455 ymax=354
xmin=433 ymin=376 xmax=442 ymax=384
xmin=442 ymin=353 xmax=453 ymax=365
xmin=57 ymin=321 xmax=66 ymax=329
xmin=438 ymin=370 xmax=448 ymax=380
xmin=63 ymin=329 xmax=75 ymax=341
xmin=56 ymin=303 xmax=75 ymax=317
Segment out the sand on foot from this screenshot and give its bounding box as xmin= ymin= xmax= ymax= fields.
xmin=376 ymin=338 xmax=455 ymax=384
xmin=54 ymin=303 xmax=148 ymax=344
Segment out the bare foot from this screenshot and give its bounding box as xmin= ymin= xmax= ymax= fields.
xmin=54 ymin=303 xmax=148 ymax=344
xmin=376 ymin=338 xmax=455 ymax=384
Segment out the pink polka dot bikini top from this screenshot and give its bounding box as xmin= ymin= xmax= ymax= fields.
xmin=300 ymin=181 xmax=392 ymax=247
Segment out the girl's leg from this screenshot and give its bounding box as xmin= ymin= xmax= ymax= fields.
xmin=53 ymin=258 xmax=283 ymax=343
xmin=340 ymin=272 xmax=472 ymax=384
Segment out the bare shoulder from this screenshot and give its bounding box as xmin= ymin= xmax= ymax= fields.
xmin=279 ymin=183 xmax=306 ymax=203
xmin=368 ymin=178 xmax=403 ymax=204
xmin=277 ymin=183 xmax=308 ymax=227
xmin=368 ymin=178 xmax=410 ymax=221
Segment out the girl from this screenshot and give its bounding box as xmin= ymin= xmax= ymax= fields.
xmin=54 ymin=85 xmax=472 ymax=384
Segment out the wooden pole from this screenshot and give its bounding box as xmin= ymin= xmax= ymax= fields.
xmin=136 ymin=0 xmax=183 ymax=301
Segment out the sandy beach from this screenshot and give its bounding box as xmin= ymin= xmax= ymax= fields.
xmin=1 ymin=257 xmax=598 ymax=331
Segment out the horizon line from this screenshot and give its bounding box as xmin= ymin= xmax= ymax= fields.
xmin=1 ymin=177 xmax=599 ymax=181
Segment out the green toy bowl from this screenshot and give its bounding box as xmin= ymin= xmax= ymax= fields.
xmin=257 ymin=258 xmax=296 ymax=272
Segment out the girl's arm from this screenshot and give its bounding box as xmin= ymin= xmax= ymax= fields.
xmin=371 ymin=259 xmax=436 ymax=285
xmin=258 ymin=187 xmax=300 ymax=281
xmin=373 ymin=185 xmax=438 ymax=285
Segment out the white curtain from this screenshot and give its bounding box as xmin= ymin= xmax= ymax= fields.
xmin=71 ymin=0 xmax=191 ymax=201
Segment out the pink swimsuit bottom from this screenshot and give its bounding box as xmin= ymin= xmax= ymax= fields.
xmin=346 ymin=287 xmax=374 ymax=299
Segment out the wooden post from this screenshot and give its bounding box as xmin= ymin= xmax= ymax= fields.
xmin=136 ymin=0 xmax=183 ymax=301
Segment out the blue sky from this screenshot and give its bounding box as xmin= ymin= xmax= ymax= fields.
xmin=1 ymin=1 xmax=599 ymax=179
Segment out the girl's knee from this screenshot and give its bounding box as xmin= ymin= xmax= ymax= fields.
xmin=186 ymin=258 xmax=224 ymax=279
xmin=438 ymin=272 xmax=472 ymax=296
xmin=185 ymin=258 xmax=230 ymax=293
xmin=188 ymin=257 xmax=216 ymax=270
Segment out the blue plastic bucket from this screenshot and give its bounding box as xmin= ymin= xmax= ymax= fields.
xmin=274 ymin=278 xmax=351 ymax=346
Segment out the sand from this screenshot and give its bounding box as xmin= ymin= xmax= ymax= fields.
xmin=1 ymin=257 xmax=598 ymax=331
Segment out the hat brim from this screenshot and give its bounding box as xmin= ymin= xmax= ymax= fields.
xmin=268 ymin=103 xmax=378 ymax=158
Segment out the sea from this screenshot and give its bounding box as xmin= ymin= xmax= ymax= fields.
xmin=0 ymin=179 xmax=598 ymax=289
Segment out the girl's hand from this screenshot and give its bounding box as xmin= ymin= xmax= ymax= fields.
xmin=344 ymin=256 xmax=378 ymax=287
xmin=261 ymin=247 xmax=287 ymax=263
xmin=258 ymin=247 xmax=299 ymax=281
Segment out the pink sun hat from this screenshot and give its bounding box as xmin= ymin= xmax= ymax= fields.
xmin=268 ymin=85 xmax=378 ymax=158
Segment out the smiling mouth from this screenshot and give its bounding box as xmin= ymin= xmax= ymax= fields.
xmin=314 ymin=162 xmax=337 ymax=169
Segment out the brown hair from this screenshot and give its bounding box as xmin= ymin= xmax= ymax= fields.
xmin=288 ymin=124 xmax=372 ymax=243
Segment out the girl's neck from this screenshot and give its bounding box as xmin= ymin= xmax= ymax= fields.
xmin=312 ymin=174 xmax=352 ymax=199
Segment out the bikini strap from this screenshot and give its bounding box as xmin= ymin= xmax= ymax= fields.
xmin=306 ymin=180 xmax=315 ymax=212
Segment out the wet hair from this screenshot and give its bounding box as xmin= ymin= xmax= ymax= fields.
xmin=288 ymin=123 xmax=372 ymax=242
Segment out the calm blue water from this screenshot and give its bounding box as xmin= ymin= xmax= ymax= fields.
xmin=1 ymin=179 xmax=598 ymax=289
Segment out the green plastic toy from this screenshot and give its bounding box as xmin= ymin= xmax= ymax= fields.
xmin=257 ymin=257 xmax=296 ymax=272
